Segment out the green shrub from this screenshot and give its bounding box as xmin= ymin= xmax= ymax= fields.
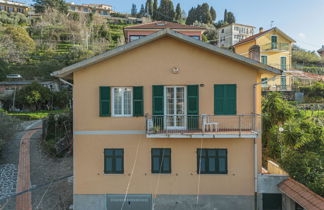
xmin=300 ymin=82 xmax=324 ymax=103
xmin=43 ymin=112 xmax=72 ymax=157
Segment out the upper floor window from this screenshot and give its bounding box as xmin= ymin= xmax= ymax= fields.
xmin=129 ymin=35 xmax=146 ymax=42
xmin=70 ymin=6 xmax=76 ymax=11
xmin=197 ymin=149 xmax=227 ymax=174
xmin=261 ymin=55 xmax=268 ymax=65
xmin=190 ymin=36 xmax=200 ymax=40
xmin=83 ymin=8 xmax=89 ymax=12
xmin=112 ymin=87 xmax=132 ymax=117
xmin=0 ymin=6 xmax=4 ymax=11
xmin=99 ymin=86 xmax=143 ymax=117
xmin=151 ymin=148 xmax=171 ymax=173
xmin=104 ymin=149 xmax=124 ymax=174
xmin=214 ymin=84 xmax=237 ymax=115
xmin=8 ymin=7 xmax=14 ymax=12
xmin=221 ymin=29 xmax=225 ymax=33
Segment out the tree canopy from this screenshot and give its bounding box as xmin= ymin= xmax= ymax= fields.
xmin=155 ymin=0 xmax=175 ymax=21
xmin=175 ymin=3 xmax=182 ymax=22
xmin=262 ymin=92 xmax=324 ymax=196
xmin=33 ymin=0 xmax=68 ymax=13
xmin=185 ymin=3 xmax=213 ymax=25
xmin=210 ymin=6 xmax=216 ymax=22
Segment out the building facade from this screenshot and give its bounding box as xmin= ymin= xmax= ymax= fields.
xmin=67 ymin=3 xmax=113 ymax=16
xmin=52 ymin=29 xmax=281 ymax=210
xmin=233 ymin=27 xmax=296 ymax=91
xmin=0 ymin=0 xmax=29 ymax=14
xmin=124 ymin=21 xmax=206 ymax=43
xmin=216 ymin=23 xmax=255 ymax=48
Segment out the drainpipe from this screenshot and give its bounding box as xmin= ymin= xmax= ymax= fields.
xmin=59 ymin=78 xmax=73 ymax=87
xmin=252 ymin=75 xmax=278 ymax=210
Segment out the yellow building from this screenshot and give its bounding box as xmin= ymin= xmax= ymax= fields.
xmin=0 ymin=0 xmax=29 ymax=14
xmin=233 ymin=27 xmax=296 ymax=91
xmin=52 ymin=29 xmax=282 ymax=210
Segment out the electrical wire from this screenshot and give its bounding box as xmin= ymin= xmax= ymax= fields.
xmin=120 ymin=137 xmax=141 ymax=210
xmin=196 ymin=138 xmax=203 ymax=206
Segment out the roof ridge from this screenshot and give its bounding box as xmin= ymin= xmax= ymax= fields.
xmin=51 ymin=28 xmax=281 ymax=78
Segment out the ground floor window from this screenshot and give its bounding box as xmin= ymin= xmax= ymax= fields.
xmin=104 ymin=149 xmax=124 ymax=174
xmin=151 ymin=148 xmax=171 ymax=174
xmin=197 ymin=149 xmax=227 ymax=174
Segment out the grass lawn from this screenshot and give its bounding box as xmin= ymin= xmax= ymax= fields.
xmin=7 ymin=110 xmax=67 ymax=120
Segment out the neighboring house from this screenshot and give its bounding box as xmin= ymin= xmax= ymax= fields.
xmin=67 ymin=3 xmax=114 ymax=16
xmin=0 ymin=0 xmax=29 ymax=14
xmin=0 ymin=81 xmax=60 ymax=97
xmin=260 ymin=161 xmax=324 ymax=210
xmin=233 ymin=27 xmax=296 ymax=91
xmin=216 ymin=23 xmax=255 ymax=48
xmin=318 ymin=45 xmax=324 ymax=58
xmin=279 ymin=178 xmax=324 ymax=210
xmin=123 ymin=21 xmax=206 ymax=43
xmin=51 ymin=29 xmax=281 ymax=210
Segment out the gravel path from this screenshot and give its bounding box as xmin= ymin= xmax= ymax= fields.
xmin=0 ymin=120 xmax=73 ymax=210
xmin=30 ymin=123 xmax=73 ymax=210
xmin=0 ymin=164 xmax=17 ymax=200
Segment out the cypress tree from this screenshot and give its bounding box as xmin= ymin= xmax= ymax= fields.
xmin=226 ymin=12 xmax=236 ymax=24
xmin=153 ymin=0 xmax=158 ymax=20
xmin=224 ymin=9 xmax=228 ymax=22
xmin=175 ymin=3 xmax=182 ymax=22
xmin=210 ymin=6 xmax=216 ymax=22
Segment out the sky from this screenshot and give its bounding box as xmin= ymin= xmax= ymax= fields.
xmin=22 ymin=0 xmax=324 ymax=51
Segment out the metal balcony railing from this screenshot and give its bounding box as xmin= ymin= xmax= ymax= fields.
xmin=261 ymin=43 xmax=290 ymax=51
xmin=145 ymin=114 xmax=261 ymax=138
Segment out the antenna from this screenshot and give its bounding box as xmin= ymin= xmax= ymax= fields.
xmin=270 ymin=20 xmax=274 ymax=28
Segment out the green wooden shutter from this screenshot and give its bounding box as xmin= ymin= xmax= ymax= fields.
xmin=281 ymin=57 xmax=287 ymax=70
xmin=152 ymin=86 xmax=164 ymax=115
xmin=152 ymin=85 xmax=164 ymax=129
xmin=214 ymin=85 xmax=225 ymax=115
xmin=133 ymin=86 xmax=144 ymax=116
xmin=100 ymin=86 xmax=111 ymax=117
xmin=214 ymin=85 xmax=236 ymax=115
xmin=187 ymin=85 xmax=199 ymax=130
xmin=226 ymin=85 xmax=237 ymax=115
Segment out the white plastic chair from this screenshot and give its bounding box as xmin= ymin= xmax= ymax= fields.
xmin=202 ymin=114 xmax=219 ymax=132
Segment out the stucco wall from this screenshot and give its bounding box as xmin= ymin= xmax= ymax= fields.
xmin=72 ymin=36 xmax=269 ymax=197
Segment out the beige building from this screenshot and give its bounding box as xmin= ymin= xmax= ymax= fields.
xmin=52 ymin=29 xmax=281 ymax=210
xmin=67 ymin=3 xmax=113 ymax=16
xmin=216 ymin=23 xmax=255 ymax=48
xmin=0 ymin=0 xmax=29 ymax=14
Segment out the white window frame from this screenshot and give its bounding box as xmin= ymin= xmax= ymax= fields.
xmin=111 ymin=87 xmax=133 ymax=117
xmin=164 ymin=86 xmax=187 ymax=130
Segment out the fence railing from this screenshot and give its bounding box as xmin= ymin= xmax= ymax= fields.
xmin=145 ymin=114 xmax=261 ymax=136
xmin=261 ymin=43 xmax=290 ymax=51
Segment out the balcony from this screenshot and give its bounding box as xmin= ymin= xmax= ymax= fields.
xmin=145 ymin=114 xmax=261 ymax=138
xmin=261 ymin=43 xmax=290 ymax=51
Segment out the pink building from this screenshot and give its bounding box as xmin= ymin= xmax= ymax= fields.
xmin=124 ymin=21 xmax=206 ymax=43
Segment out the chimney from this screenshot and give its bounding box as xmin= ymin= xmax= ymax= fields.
xmin=259 ymin=27 xmax=264 ymax=33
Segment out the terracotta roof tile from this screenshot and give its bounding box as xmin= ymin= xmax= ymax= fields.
xmin=124 ymin=21 xmax=206 ymax=30
xmin=278 ymin=178 xmax=324 ymax=210
xmin=233 ymin=28 xmax=273 ymax=46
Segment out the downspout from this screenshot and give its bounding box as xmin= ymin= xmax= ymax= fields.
xmin=59 ymin=78 xmax=73 ymax=87
xmin=253 ymin=75 xmax=278 ymax=209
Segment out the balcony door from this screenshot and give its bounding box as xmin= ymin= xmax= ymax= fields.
xmin=165 ymin=86 xmax=186 ymax=130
